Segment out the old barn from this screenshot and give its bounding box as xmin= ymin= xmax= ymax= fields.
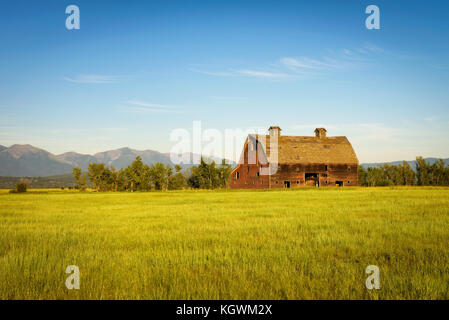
xmin=230 ymin=126 xmax=359 ymax=189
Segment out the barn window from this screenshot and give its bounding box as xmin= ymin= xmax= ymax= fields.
xmin=347 ymin=181 xmax=350 ymax=184
xmin=257 ymin=171 xmax=260 ymax=177
xmin=276 ymin=181 xmax=279 ymax=184
xmin=234 ymin=172 xmax=239 ymax=179
xmin=325 ymin=165 xmax=328 ymax=171
xmin=296 ymin=181 xmax=299 ymax=184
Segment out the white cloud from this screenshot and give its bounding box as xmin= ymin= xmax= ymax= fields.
xmin=121 ymin=100 xmax=181 ymax=114
xmin=64 ymin=74 xmax=120 ymax=84
xmin=190 ymin=68 xmax=287 ymax=79
xmin=192 ymin=43 xmax=389 ymax=80
xmin=126 ymin=107 xmax=177 ymax=114
xmin=279 ymin=57 xmax=319 ymax=69
xmin=363 ymin=43 xmax=385 ymax=54
xmin=189 ymin=68 xmax=236 ymax=77
xmin=127 ymin=100 xmax=176 ymax=109
xmin=234 ymin=69 xmax=288 ymax=78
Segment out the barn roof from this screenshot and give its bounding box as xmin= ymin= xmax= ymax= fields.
xmin=245 ymin=130 xmax=358 ymax=165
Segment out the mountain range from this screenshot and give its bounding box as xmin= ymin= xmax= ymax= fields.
xmin=0 ymin=144 xmax=232 ymax=177
xmin=0 ymin=144 xmax=448 ymax=177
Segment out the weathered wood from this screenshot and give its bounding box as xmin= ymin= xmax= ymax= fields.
xmin=230 ymin=127 xmax=359 ymax=189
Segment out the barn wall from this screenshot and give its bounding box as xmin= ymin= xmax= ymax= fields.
xmin=269 ymin=164 xmax=358 ymax=188
xmin=232 ymin=162 xmax=358 ymax=189
xmin=230 ymin=137 xmax=359 ymax=189
xmin=230 ymin=139 xmax=270 ymax=189
xmin=230 ymin=164 xmax=270 ymax=189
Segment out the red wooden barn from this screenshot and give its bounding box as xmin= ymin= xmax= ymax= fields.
xmin=230 ymin=126 xmax=359 ymax=189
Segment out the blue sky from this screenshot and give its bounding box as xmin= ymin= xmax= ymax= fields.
xmin=1 ymin=0 xmax=449 ymax=162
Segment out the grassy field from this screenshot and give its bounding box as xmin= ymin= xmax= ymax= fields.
xmin=1 ymin=187 xmax=449 ymax=300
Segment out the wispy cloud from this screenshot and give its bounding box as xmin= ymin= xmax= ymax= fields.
xmin=193 ymin=43 xmax=389 ymax=81
xmin=121 ymin=100 xmax=181 ymax=114
xmin=190 ymin=68 xmax=288 ymax=79
xmin=64 ymin=74 xmax=120 ymax=84
xmin=127 ymin=100 xmax=176 ymax=109
xmin=362 ymin=43 xmax=386 ymax=54
xmin=279 ymin=57 xmax=319 ymax=69
xmin=279 ymin=57 xmax=341 ymax=72
xmin=234 ymin=69 xmax=288 ymax=78
xmin=281 ymin=44 xmax=387 ymax=73
xmin=189 ymin=68 xmax=236 ymax=77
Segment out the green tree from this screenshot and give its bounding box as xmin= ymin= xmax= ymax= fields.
xmin=72 ymin=167 xmax=87 ymax=190
xmin=72 ymin=168 xmax=87 ymax=191
xmin=187 ymin=158 xmax=221 ymax=189
xmin=383 ymin=164 xmax=400 ymax=185
xmin=169 ymin=164 xmax=186 ymax=190
xmin=399 ymin=161 xmax=415 ymax=185
xmin=87 ymin=163 xmax=106 ymax=191
xmin=416 ymin=157 xmax=431 ymax=186
xmin=218 ymin=159 xmax=232 ymax=188
xmin=430 ymin=159 xmax=446 ymax=186
xmin=149 ymin=162 xmax=169 ymax=190
xmin=110 ymin=167 xmax=125 ymax=192
xmin=125 ymin=156 xmax=147 ymax=191
xmin=358 ymin=166 xmax=368 ymax=186
xmin=366 ymin=167 xmax=383 ymax=187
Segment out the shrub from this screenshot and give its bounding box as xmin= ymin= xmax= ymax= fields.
xmin=16 ymin=182 xmax=27 ymax=193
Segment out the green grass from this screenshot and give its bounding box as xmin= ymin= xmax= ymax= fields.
xmin=1 ymin=187 xmax=449 ymax=300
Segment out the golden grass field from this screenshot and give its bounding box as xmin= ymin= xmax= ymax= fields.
xmin=1 ymin=187 xmax=448 ymax=300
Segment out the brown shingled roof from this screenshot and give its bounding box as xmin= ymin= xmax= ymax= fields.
xmin=246 ymin=133 xmax=358 ymax=165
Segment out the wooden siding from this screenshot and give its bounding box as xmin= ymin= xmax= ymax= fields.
xmin=230 ymin=127 xmax=359 ymax=189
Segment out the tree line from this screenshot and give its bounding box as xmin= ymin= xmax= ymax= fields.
xmin=72 ymin=156 xmax=233 ymax=191
xmin=72 ymin=155 xmax=449 ymax=190
xmin=358 ymin=157 xmax=449 ymax=186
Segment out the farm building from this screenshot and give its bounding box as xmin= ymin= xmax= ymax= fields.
xmin=230 ymin=126 xmax=359 ymax=189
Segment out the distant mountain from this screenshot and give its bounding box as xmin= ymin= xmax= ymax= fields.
xmin=0 ymin=145 xmax=73 ymax=177
xmin=55 ymin=152 xmax=98 ymax=169
xmin=0 ymin=144 xmax=235 ymax=177
xmin=94 ymin=147 xmax=172 ymax=169
xmin=361 ymin=158 xmax=449 ymax=171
